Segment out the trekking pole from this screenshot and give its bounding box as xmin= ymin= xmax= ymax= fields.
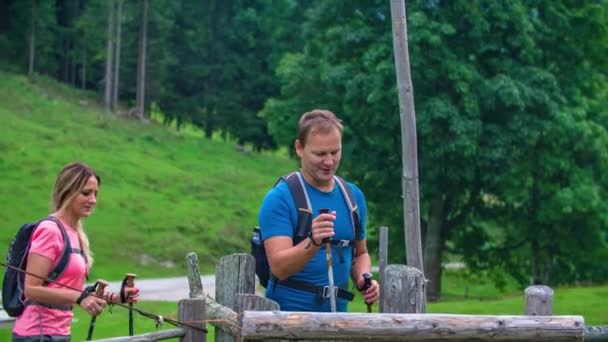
xmin=362 ymin=272 xmax=373 ymax=313
xmin=124 ymin=273 xmax=137 ymax=336
xmin=86 ymin=279 xmax=108 ymax=341
xmin=319 ymin=208 xmax=337 ymax=312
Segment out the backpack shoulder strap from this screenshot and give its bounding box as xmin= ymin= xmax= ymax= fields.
xmin=334 ymin=176 xmax=360 ymax=239
xmin=276 ymin=171 xmax=312 ymax=243
xmin=39 ymin=216 xmax=73 ymax=282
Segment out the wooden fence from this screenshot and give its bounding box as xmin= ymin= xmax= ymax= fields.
xmin=90 ymin=250 xmax=607 ymax=341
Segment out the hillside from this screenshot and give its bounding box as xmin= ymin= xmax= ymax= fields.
xmin=0 ymin=71 xmax=296 ymax=280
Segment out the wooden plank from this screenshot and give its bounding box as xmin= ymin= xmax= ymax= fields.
xmin=215 ymin=253 xmax=255 ymax=342
xmin=381 ymin=264 xmax=425 ymax=313
xmin=237 ymin=294 xmax=279 ymax=312
xmin=179 ymin=298 xmax=206 ymax=342
xmin=241 ymin=312 xmax=584 ymax=341
xmin=378 ymin=226 xmax=388 ymax=313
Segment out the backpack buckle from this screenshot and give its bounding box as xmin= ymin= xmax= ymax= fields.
xmin=338 ymin=240 xmax=350 ymax=247
xmin=321 ymin=285 xmax=339 ymax=299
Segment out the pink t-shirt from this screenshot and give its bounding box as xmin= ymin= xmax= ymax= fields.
xmin=13 ymin=218 xmax=88 ymax=337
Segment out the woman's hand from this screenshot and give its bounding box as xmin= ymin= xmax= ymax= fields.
xmin=80 ymin=294 xmax=107 ymax=316
xmin=122 ymin=286 xmax=140 ymax=304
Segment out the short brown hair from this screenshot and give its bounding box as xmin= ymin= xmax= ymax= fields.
xmin=297 ymin=109 xmax=343 ymax=147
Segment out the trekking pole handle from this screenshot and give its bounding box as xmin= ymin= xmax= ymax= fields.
xmin=125 ymin=273 xmax=136 ymax=336
xmin=363 ymin=272 xmax=372 ymax=290
xmin=319 ymin=208 xmax=331 ymax=243
xmin=86 ymin=280 xmax=108 ymax=341
xmin=95 ymin=279 xmax=109 ymax=297
xmin=125 ymin=273 xmax=136 ymax=287
xmin=362 ymin=272 xmax=373 ymax=313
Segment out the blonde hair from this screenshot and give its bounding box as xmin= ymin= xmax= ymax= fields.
xmin=51 ymin=162 xmax=100 ymax=267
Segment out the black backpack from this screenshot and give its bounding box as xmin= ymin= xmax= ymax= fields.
xmin=2 ymin=216 xmax=78 ymax=317
xmin=252 ymin=171 xmax=360 ymax=288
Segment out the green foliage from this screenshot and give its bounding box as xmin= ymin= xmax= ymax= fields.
xmin=261 ymin=0 xmax=608 ymax=297
xmin=0 ymin=70 xmax=294 ymax=279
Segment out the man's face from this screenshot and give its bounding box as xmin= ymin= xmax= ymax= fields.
xmin=295 ymin=127 xmax=342 ymax=190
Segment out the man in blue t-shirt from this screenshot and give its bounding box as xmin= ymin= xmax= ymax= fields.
xmin=258 ymin=109 xmax=380 ymax=312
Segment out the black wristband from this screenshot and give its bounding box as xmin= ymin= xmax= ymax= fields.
xmin=76 ymin=291 xmax=88 ymax=304
xmin=308 ymin=234 xmax=322 ymax=247
xmin=76 ymin=284 xmax=95 ymax=304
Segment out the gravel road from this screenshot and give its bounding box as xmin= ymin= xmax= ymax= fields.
xmin=107 ymin=275 xmax=218 ymax=301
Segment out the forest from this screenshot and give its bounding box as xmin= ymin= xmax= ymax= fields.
xmin=1 ymin=0 xmax=607 ymax=301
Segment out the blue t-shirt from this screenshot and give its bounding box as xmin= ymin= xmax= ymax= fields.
xmin=258 ymin=175 xmax=367 ymax=312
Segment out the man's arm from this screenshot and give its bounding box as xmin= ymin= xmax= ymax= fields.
xmin=351 ymin=239 xmax=380 ymax=304
xmin=264 ymin=236 xmax=320 ymax=280
xmin=265 ymin=211 xmax=336 ymax=280
xmin=350 ymin=239 xmax=372 ymax=283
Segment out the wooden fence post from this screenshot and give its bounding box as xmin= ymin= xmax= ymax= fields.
xmin=186 ymin=252 xmax=204 ymax=299
xmin=179 ymin=298 xmax=206 ymax=342
xmin=381 ymin=264 xmax=425 ymax=313
xmin=215 ymin=253 xmax=256 ymax=342
xmin=237 ymin=293 xmax=280 ymax=341
xmin=525 ymin=285 xmax=553 ymax=315
xmin=378 ymin=226 xmax=388 ymax=313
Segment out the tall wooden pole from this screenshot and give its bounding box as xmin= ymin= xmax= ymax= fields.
xmin=389 ymin=0 xmax=425 ymax=305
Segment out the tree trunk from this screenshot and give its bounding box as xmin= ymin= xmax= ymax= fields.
xmin=57 ymin=0 xmax=73 ymax=83
xmin=0 ymin=0 xmax=12 ymax=34
xmin=111 ymin=0 xmax=123 ymax=111
xmin=28 ymin=0 xmax=36 ymax=78
xmin=135 ymin=0 xmax=148 ymax=119
xmin=103 ymin=0 xmax=115 ymax=111
xmin=531 ymin=240 xmax=541 ymax=285
xmin=423 ymin=196 xmax=445 ymax=301
xmin=81 ymin=49 xmax=86 ymax=89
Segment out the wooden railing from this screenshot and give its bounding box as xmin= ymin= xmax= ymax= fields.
xmin=89 ymin=250 xmax=607 ymax=341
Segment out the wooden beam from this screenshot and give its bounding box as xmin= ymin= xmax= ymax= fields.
xmin=241 ymin=312 xmax=584 ymax=341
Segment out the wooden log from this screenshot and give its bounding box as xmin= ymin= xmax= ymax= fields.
xmin=237 ymin=294 xmax=280 ymax=341
xmin=525 ymin=285 xmax=553 ymax=316
xmin=92 ymin=328 xmax=185 ymax=341
xmin=205 ymin=295 xmax=240 ymax=337
xmin=382 ymin=264 xmax=425 ymax=313
xmin=241 ymin=312 xmax=584 ymax=341
xmin=378 ymin=226 xmax=388 ymax=313
xmin=215 ymin=253 xmax=256 ymax=341
xmin=585 ymin=325 xmax=608 ymax=341
xmin=179 ymin=298 xmax=206 ymax=342
xmin=186 ymin=252 xmax=204 ymax=299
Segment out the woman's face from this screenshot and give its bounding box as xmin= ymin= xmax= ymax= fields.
xmin=67 ymin=175 xmax=99 ymax=218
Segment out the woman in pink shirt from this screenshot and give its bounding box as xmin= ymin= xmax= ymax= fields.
xmin=12 ymin=162 xmax=139 ymax=342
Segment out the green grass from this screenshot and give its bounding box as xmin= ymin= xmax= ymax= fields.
xmin=0 ymin=70 xmax=296 ymax=279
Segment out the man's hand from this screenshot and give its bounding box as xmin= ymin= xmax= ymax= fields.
xmin=357 ymin=275 xmax=380 ymax=305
